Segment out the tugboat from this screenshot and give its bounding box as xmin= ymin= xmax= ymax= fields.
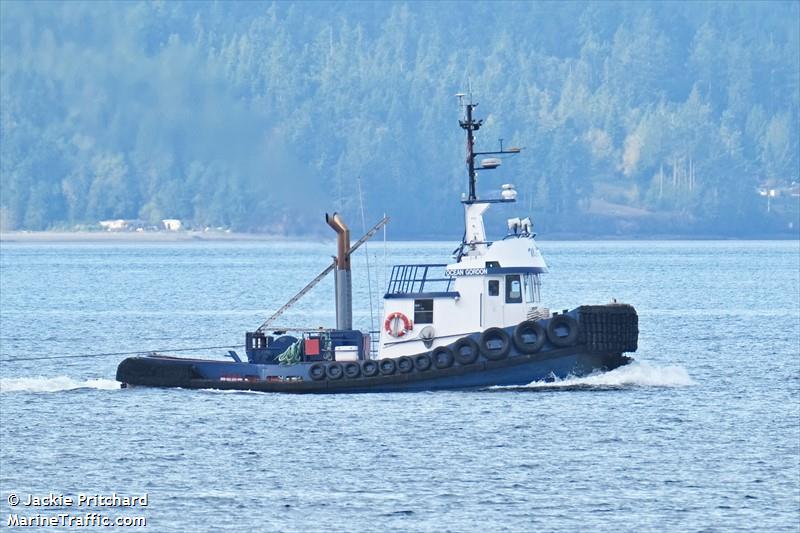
xmin=116 ymin=95 xmax=638 ymax=392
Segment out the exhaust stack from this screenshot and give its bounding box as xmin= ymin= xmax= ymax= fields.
xmin=326 ymin=212 xmax=352 ymax=330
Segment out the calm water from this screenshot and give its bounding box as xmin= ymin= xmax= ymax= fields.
xmin=1 ymin=240 xmax=798 ymax=532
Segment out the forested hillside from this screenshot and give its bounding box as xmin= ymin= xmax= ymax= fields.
xmin=1 ymin=1 xmax=798 ymax=237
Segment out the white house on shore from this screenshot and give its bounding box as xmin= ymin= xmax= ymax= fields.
xmin=98 ymin=218 xmax=149 ymax=231
xmin=162 ymin=219 xmax=182 ymax=231
xmin=99 ymin=219 xmax=132 ymax=231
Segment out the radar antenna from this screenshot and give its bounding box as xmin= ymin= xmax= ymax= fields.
xmin=456 ymin=92 xmax=522 ymax=203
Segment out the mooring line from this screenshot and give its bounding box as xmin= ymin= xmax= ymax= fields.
xmin=0 ymin=344 xmax=243 ymax=363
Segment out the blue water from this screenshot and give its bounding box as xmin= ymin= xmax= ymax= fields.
xmin=1 ymin=240 xmax=798 ymax=532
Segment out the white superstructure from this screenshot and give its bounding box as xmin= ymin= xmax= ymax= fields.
xmin=375 ymin=93 xmax=554 ymax=359
xmin=378 ymin=201 xmax=549 ymax=358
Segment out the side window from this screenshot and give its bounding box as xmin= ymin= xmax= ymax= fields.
xmin=488 ymin=280 xmax=499 ymax=296
xmin=414 ymin=299 xmax=433 ymax=324
xmin=524 ymin=275 xmax=534 ymax=302
xmin=505 ymin=274 xmax=522 ymax=303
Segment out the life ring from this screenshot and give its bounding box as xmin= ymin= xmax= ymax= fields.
xmin=547 ymin=315 xmax=579 ymax=347
xmin=513 ymin=320 xmax=546 ymax=354
xmin=453 ymin=337 xmax=480 ymax=365
xmin=384 ymin=312 xmax=413 ymax=337
xmin=479 ymin=327 xmax=511 ymax=361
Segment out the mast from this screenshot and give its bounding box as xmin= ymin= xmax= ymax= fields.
xmin=454 ymin=92 xmax=523 ymax=259
xmin=459 ymin=98 xmax=482 ymax=202
xmin=457 ymin=93 xmax=521 ymax=204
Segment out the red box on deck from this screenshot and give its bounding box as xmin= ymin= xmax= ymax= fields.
xmin=304 ymin=338 xmax=320 ymax=356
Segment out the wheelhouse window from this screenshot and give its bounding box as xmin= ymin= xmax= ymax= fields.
xmin=488 ymin=280 xmax=500 ymax=296
xmin=414 ymin=299 xmax=433 ymax=324
xmin=505 ymin=275 xmax=522 ymax=303
xmin=524 ymin=274 xmax=542 ymax=303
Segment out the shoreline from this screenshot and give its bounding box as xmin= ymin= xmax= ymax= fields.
xmin=1 ymin=230 xmax=798 ymax=243
xmin=0 ymin=231 xmax=289 ymax=243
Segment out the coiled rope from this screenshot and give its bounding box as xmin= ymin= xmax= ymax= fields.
xmin=276 ymin=340 xmax=303 ymax=366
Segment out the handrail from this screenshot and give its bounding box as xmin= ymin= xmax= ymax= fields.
xmin=385 ymin=263 xmax=452 ymax=295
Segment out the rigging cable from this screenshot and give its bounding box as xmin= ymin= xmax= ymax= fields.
xmin=383 ymin=211 xmax=388 ymax=304
xmin=357 ymin=176 xmax=376 ymax=337
xmin=0 ymin=344 xmax=243 ymax=363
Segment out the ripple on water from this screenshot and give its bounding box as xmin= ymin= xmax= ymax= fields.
xmin=1 ymin=241 xmax=798 ymax=532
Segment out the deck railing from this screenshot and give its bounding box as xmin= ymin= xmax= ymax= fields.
xmin=385 ymin=264 xmax=454 ymax=295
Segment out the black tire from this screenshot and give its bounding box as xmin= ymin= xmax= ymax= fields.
xmin=547 ymin=314 xmax=579 ymax=347
xmin=413 ymin=353 xmax=432 ymax=371
xmin=309 ymin=362 xmax=326 ymax=381
xmin=513 ymin=320 xmax=546 ymax=354
xmin=379 ymin=358 xmax=397 ymax=375
xmin=361 ymin=360 xmax=379 ymax=378
xmin=397 ymin=356 xmax=414 ymax=373
xmin=326 ymin=362 xmax=343 ymax=380
xmin=343 ymin=361 xmax=361 ymax=379
xmin=453 ymin=337 xmax=480 ymax=365
xmin=432 ymin=346 xmax=454 ymax=369
xmin=479 ymin=327 xmax=511 ymax=360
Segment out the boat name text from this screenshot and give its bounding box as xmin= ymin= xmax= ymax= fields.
xmin=445 ymin=267 xmax=487 ymax=276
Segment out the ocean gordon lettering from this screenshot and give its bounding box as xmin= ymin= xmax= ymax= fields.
xmin=444 ymin=267 xmax=487 ymax=276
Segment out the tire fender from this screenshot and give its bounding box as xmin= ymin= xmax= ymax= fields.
xmin=379 ymin=358 xmax=397 ymax=376
xmin=326 ymin=362 xmax=344 ymax=380
xmin=513 ymin=320 xmax=547 ymax=354
xmin=479 ymin=327 xmax=511 ymax=361
xmin=432 ymin=346 xmax=455 ymax=369
xmin=453 ymin=337 xmax=480 ymax=365
xmin=547 ymin=315 xmax=579 ymax=347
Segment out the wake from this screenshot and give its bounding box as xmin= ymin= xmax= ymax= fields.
xmin=0 ymin=362 xmax=694 ymax=394
xmin=491 ymin=361 xmax=694 ymax=391
xmin=0 ymin=376 xmax=120 ymax=393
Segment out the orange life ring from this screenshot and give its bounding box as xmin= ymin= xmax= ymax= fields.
xmin=384 ymin=312 xmax=413 ymax=337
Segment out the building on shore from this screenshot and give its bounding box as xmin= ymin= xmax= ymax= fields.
xmin=162 ymin=219 xmax=182 ymax=231
xmin=99 ymin=219 xmax=149 ymax=231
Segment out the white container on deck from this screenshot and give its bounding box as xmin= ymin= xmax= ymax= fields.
xmin=334 ymin=346 xmax=359 ymax=361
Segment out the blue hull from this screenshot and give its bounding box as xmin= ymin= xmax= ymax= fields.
xmin=118 ymin=350 xmax=630 ymax=393
xmin=116 ymin=305 xmax=638 ymax=393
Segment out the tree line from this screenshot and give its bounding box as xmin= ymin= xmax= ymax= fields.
xmin=1 ymin=1 xmax=798 ymax=237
